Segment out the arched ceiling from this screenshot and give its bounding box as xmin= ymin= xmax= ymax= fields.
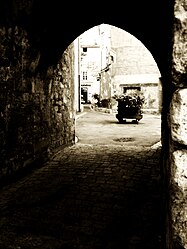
xmin=0 ymin=0 xmax=173 ymax=74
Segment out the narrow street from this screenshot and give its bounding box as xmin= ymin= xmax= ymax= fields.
xmin=0 ymin=106 xmax=163 ymax=249
xmin=76 ymin=104 xmax=161 ymax=147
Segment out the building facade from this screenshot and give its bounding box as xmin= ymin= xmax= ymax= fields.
xmin=74 ymin=24 xmax=161 ymax=112
xmin=110 ymin=26 xmax=161 ymax=111
xmin=74 ymin=24 xmax=112 ymax=108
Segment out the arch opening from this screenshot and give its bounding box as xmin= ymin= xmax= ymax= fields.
xmin=72 ymin=23 xmax=162 ymax=148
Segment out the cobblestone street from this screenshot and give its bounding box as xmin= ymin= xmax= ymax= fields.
xmin=0 ymin=143 xmax=163 ymax=249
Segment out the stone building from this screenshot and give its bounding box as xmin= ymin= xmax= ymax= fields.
xmin=74 ymin=24 xmax=111 ymax=106
xmin=0 ymin=0 xmax=186 ymax=248
xmin=110 ymin=26 xmax=161 ymax=112
xmin=74 ymin=24 xmax=161 ymax=112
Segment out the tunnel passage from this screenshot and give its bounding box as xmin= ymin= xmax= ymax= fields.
xmin=2 ymin=0 xmax=187 ymax=249
xmin=0 ymin=0 xmax=172 ymax=182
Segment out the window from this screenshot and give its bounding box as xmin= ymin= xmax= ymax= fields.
xmin=123 ymin=87 xmax=141 ymax=94
xmin=83 ymin=47 xmax=87 ymax=52
xmin=83 ymin=72 xmax=87 ymax=80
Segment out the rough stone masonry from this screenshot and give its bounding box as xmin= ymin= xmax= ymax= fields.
xmin=0 ymin=26 xmax=75 ymax=180
xmin=169 ymin=1 xmax=187 ymax=248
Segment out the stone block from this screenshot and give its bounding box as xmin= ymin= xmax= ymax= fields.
xmin=170 ymin=88 xmax=187 ymax=145
xmin=171 ymin=149 xmax=187 ymax=248
xmin=172 ymin=150 xmax=187 ymax=190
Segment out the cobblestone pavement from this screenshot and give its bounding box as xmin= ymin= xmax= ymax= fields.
xmin=0 ymin=143 xmax=163 ymax=249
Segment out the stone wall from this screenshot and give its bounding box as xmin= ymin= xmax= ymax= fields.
xmin=112 ymin=46 xmax=160 ymax=75
xmin=167 ymin=1 xmax=187 ymax=248
xmin=0 ymin=26 xmax=75 ymax=181
xmin=141 ymin=85 xmax=159 ymax=110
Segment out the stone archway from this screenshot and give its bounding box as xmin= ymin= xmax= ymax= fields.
xmin=0 ymin=0 xmax=187 ymax=248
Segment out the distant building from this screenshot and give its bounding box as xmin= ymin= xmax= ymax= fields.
xmin=78 ymin=26 xmax=101 ymax=104
xmin=80 ymin=43 xmax=101 ymax=104
xmin=74 ymin=24 xmax=113 ymax=106
xmin=110 ymin=26 xmax=161 ymax=111
xmin=74 ymin=24 xmax=162 ymax=112
xmin=73 ymin=26 xmax=102 ymax=111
